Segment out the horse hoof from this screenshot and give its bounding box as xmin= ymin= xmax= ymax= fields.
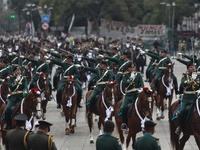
xmin=94 ymin=118 xmax=98 ymax=122
xmin=60 ymin=111 xmax=64 ymax=116
xmin=65 ymin=129 xmax=70 ymax=135
xmin=161 ymin=116 xmax=165 ymax=119
xmin=90 ymin=140 xmax=94 ymax=144
xmin=156 ymin=117 xmax=161 ymax=120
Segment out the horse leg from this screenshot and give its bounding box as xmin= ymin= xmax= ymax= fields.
xmin=87 ymin=114 xmax=94 ymax=144
xmin=70 ymin=105 xmax=77 ymax=134
xmin=180 ymin=134 xmax=190 ymax=150
xmin=98 ymin=116 xmax=104 ymax=135
xmin=156 ymin=95 xmax=161 ymax=120
xmin=160 ymin=96 xmax=165 ymax=119
xmin=131 ymin=131 xmax=137 ymax=150
xmin=126 ymin=130 xmax=132 ymax=149
xmin=42 ymin=101 xmax=47 ymax=120
xmin=193 ymin=132 xmax=200 ymax=149
xmin=65 ymin=107 xmax=70 ymax=135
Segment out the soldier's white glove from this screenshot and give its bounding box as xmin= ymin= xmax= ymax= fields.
xmin=25 ymin=120 xmax=32 ymax=130
xmin=20 ymin=55 xmax=24 ymax=58
xmin=130 ymin=72 xmax=135 ymax=79
xmin=145 ymin=49 xmax=149 ymax=52
xmin=15 ymin=75 xmax=21 ymax=82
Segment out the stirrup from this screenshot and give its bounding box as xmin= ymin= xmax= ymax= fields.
xmin=175 ymin=126 xmax=182 ymax=135
xmin=121 ymin=123 xmax=127 ymax=130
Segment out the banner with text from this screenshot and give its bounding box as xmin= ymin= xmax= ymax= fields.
xmin=100 ymin=19 xmax=166 ymax=38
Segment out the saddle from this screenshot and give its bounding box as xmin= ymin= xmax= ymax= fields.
xmin=172 ymin=103 xmax=193 ymax=121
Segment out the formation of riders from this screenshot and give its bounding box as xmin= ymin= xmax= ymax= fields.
xmin=0 ymin=34 xmax=198 ymax=135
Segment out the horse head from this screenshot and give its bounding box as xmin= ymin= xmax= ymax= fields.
xmin=164 ymin=62 xmax=174 ymax=83
xmin=37 ymin=72 xmax=48 ymax=90
xmin=64 ymin=76 xmax=75 ymax=96
xmin=23 ymin=88 xmax=42 ymax=119
xmin=138 ymin=87 xmax=154 ymax=119
xmin=104 ymin=80 xmax=116 ymax=106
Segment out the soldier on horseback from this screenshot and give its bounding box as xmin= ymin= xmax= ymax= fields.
xmin=151 ymin=49 xmax=179 ymax=96
xmin=3 ymin=66 xmax=28 ymax=130
xmin=175 ymin=62 xmax=199 ymax=135
xmin=120 ymin=63 xmax=144 ymax=130
xmin=51 ymin=55 xmax=83 ymax=108
xmin=86 ymin=60 xmax=114 ymax=118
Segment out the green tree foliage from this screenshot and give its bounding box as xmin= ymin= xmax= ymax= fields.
xmin=8 ymin=0 xmax=200 ymax=33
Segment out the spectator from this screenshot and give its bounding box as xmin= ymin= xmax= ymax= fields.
xmin=96 ymin=120 xmax=122 ymax=150
xmin=134 ymin=120 xmax=161 ymax=150
xmin=27 ymin=120 xmax=57 ymax=150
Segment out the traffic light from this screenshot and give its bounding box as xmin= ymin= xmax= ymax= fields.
xmin=10 ymin=15 xmax=15 ymax=19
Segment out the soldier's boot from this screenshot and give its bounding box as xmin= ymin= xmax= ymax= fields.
xmin=77 ymin=92 xmax=82 ymax=108
xmin=49 ymin=84 xmax=53 ymax=101
xmin=151 ymin=79 xmax=158 ymax=96
xmin=175 ymin=114 xmax=184 ymax=135
xmin=87 ymin=98 xmax=95 ymax=118
xmin=121 ymin=109 xmax=128 ymax=130
xmin=56 ymin=94 xmax=61 ymax=109
xmin=3 ymin=112 xmax=10 ymax=130
xmin=53 ymin=75 xmax=59 ymax=91
xmin=173 ymin=78 xmax=179 ymax=95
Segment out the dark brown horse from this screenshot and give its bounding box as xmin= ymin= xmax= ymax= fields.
xmin=61 ymin=78 xmax=77 ymax=135
xmin=36 ymin=72 xmax=50 ymax=120
xmin=169 ymin=99 xmax=200 ymax=150
xmin=85 ymin=81 xmax=117 ymax=143
xmin=155 ymin=63 xmax=174 ymax=120
xmin=0 ymin=79 xmax=9 ymax=108
xmin=114 ymin=87 xmax=154 ymax=149
xmin=0 ymin=88 xmax=42 ymax=144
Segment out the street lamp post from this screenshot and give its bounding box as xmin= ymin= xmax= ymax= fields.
xmin=171 ymin=2 xmax=176 ymax=55
xmin=22 ymin=3 xmax=37 ymax=36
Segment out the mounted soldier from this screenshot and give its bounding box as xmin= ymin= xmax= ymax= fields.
xmin=151 ymin=49 xmax=179 ymax=96
xmin=51 ymin=55 xmax=82 ymax=108
xmin=175 ymin=62 xmax=200 ymax=135
xmin=120 ymin=62 xmax=144 ymax=130
xmin=3 ymin=66 xmax=28 ymax=130
xmin=85 ymin=60 xmax=114 ymax=118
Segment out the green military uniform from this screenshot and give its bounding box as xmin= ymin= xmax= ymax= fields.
xmin=85 ymin=64 xmax=114 ymax=114
xmin=83 ymin=56 xmax=100 ymax=91
xmin=96 ymin=132 xmax=122 ymax=150
xmin=183 ymin=54 xmax=200 ymax=72
xmin=0 ymin=65 xmax=11 ymax=84
xmin=134 ymin=132 xmax=161 ymax=150
xmin=105 ymin=55 xmax=127 ymax=83
xmin=145 ymin=50 xmax=159 ymax=81
xmin=175 ymin=69 xmax=200 ymax=134
xmin=5 ymin=126 xmax=30 ymax=150
xmin=152 ymin=54 xmax=179 ymax=94
xmin=10 ymin=55 xmax=23 ymax=71
xmin=27 ymin=130 xmax=57 ymax=150
xmin=51 ymin=51 xmax=67 ymax=90
xmin=51 ymin=58 xmax=82 ymax=107
xmin=25 ymin=57 xmax=52 ymax=94
xmin=121 ymin=70 xmax=144 ymax=128
xmin=4 ymin=73 xmax=28 ymax=128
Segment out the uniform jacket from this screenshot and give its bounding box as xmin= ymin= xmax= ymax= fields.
xmin=180 ymin=72 xmax=199 ymax=103
xmin=5 ymin=126 xmax=29 ymax=150
xmin=134 ymin=132 xmax=161 ymax=150
xmin=27 ymin=130 xmax=57 ymax=150
xmin=96 ymin=132 xmax=122 ymax=150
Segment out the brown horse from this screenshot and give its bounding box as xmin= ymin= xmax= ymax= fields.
xmin=36 ymin=72 xmax=50 ymax=120
xmin=169 ymin=99 xmax=200 ymax=150
xmin=114 ymin=87 xmax=154 ymax=149
xmin=61 ymin=78 xmax=77 ymax=135
xmin=0 ymin=79 xmax=9 ymax=108
xmin=155 ymin=63 xmax=174 ymax=120
xmin=0 ymin=88 xmax=42 ymax=145
xmin=85 ymin=81 xmax=117 ymax=143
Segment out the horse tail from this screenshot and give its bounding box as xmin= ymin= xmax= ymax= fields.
xmin=169 ymin=119 xmax=176 ymax=149
xmin=168 ymin=104 xmax=179 ymax=150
